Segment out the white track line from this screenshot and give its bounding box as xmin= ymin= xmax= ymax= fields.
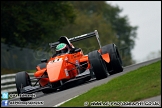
xmin=53 ymin=95 xmax=79 ymax=107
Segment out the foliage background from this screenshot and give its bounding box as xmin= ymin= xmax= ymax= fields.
xmin=1 ymin=1 xmax=138 ymax=71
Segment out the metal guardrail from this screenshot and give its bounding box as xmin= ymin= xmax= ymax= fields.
xmin=1 ymin=73 xmax=39 ymax=94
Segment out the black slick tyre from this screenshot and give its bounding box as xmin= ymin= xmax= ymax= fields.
xmin=15 ymin=71 xmax=32 ymax=101
xmin=88 ymin=50 xmax=108 ymax=80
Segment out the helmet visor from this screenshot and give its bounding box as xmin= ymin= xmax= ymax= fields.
xmin=56 ymin=47 xmax=68 ymax=54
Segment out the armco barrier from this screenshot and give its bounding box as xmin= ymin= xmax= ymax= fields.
xmin=1 ymin=73 xmax=39 ymax=94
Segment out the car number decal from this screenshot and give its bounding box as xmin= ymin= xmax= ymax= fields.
xmin=49 ymin=58 xmax=63 ymax=64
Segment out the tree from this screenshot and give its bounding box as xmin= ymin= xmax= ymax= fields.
xmin=1 ymin=1 xmax=76 ymax=50
xmin=1 ymin=1 xmax=138 ymax=66
xmin=58 ymin=11 xmax=117 ymax=54
xmin=59 ymin=1 xmax=138 ymax=66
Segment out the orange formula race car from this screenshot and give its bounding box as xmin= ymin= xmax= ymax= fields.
xmin=15 ymin=30 xmax=123 ymax=101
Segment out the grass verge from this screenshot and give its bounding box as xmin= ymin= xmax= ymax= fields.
xmin=60 ymin=60 xmax=161 ymax=107
xmin=1 ymin=68 xmax=36 ymax=75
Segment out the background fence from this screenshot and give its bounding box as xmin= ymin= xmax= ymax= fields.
xmin=1 ymin=43 xmax=52 ymax=70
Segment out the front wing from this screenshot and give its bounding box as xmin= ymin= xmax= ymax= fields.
xmin=20 ymin=70 xmax=91 ymax=94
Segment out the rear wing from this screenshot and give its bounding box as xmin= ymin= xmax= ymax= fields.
xmin=49 ymin=30 xmax=102 ymax=49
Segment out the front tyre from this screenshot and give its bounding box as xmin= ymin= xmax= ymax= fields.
xmin=15 ymin=71 xmax=32 ymax=101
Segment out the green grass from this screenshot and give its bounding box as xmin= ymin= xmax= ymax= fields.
xmin=1 ymin=68 xmax=35 ymax=75
xmin=1 ymin=68 xmax=22 ymax=75
xmin=60 ymin=60 xmax=161 ymax=107
xmin=27 ymin=69 xmax=36 ymax=73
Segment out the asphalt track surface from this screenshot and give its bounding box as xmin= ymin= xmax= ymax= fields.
xmin=6 ymin=57 xmax=161 ymax=107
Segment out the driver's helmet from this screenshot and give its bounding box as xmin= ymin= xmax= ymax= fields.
xmin=56 ymin=43 xmax=69 ymax=54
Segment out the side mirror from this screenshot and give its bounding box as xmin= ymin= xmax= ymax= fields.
xmin=41 ymin=59 xmax=47 ymax=63
xmin=74 ymin=48 xmax=81 ymax=53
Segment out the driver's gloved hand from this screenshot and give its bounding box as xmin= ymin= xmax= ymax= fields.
xmin=69 ymin=48 xmax=76 ymax=53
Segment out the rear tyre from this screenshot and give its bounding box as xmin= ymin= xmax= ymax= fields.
xmin=15 ymin=71 xmax=32 ymax=101
xmin=88 ymin=50 xmax=108 ymax=80
xmin=101 ymin=44 xmax=123 ymax=75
